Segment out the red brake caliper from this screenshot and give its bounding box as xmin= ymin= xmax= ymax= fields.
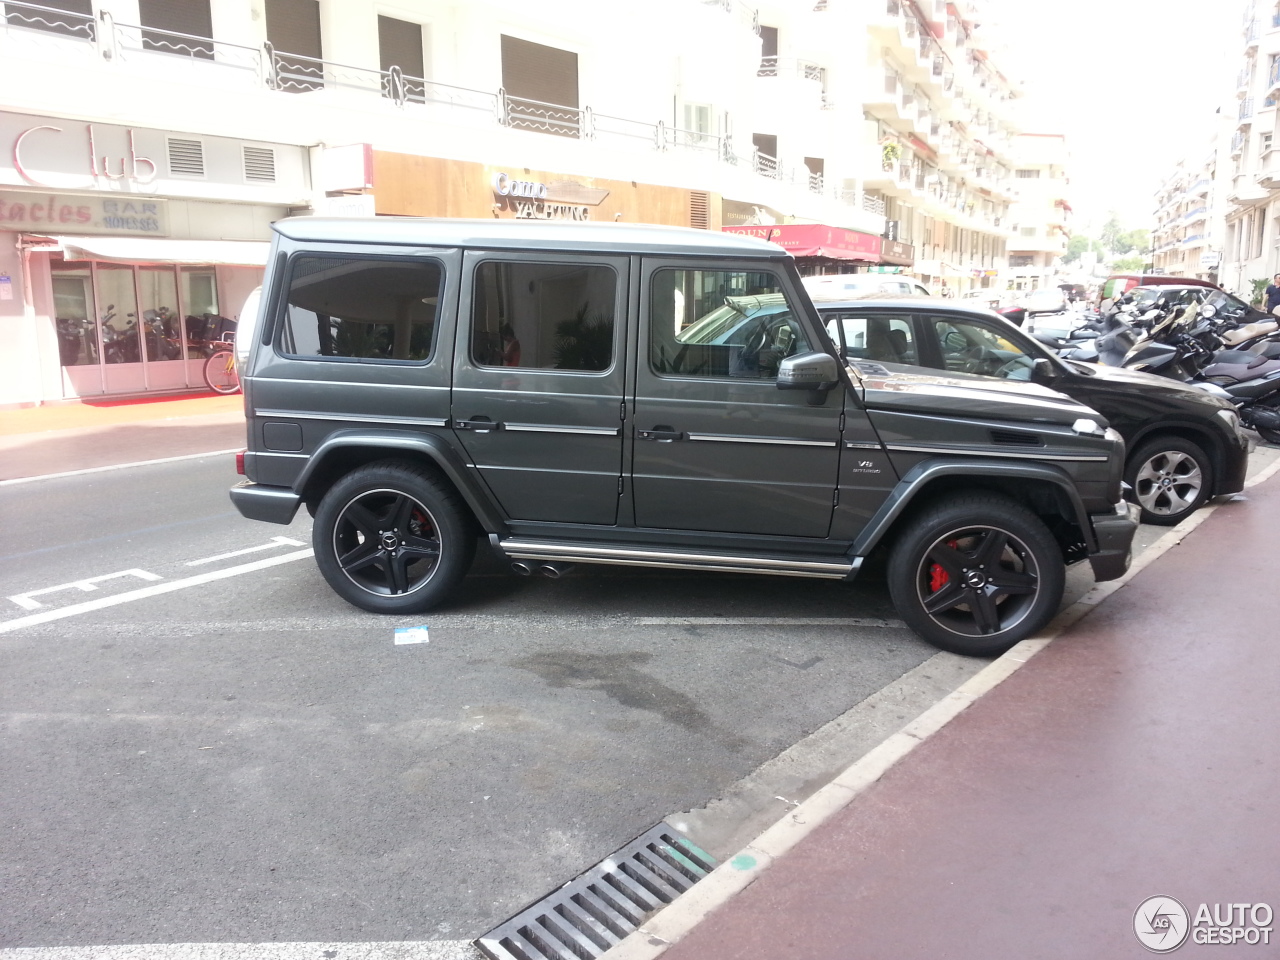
xmin=929 ymin=539 xmax=960 ymax=593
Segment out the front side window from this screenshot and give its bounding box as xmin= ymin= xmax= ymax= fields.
xmin=471 ymin=261 xmax=616 ymax=372
xmin=650 ymin=268 xmax=810 ymax=380
xmin=930 ymin=316 xmax=1034 ymax=380
xmin=278 ymin=256 xmax=441 ymax=362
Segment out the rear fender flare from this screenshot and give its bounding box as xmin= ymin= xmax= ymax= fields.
xmin=294 ymin=430 xmax=508 ymax=534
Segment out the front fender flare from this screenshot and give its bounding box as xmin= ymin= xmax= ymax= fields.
xmin=849 ymin=457 xmax=1096 ymax=558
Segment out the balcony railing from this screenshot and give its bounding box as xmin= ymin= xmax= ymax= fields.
xmin=757 ymin=56 xmax=823 ymax=81
xmin=700 ymin=0 xmax=760 ymax=34
xmin=862 ymin=193 xmax=887 ymax=216
xmin=1240 ymin=98 xmax=1255 ymax=120
xmin=2 ymin=0 xmax=94 ymax=40
xmin=1271 ymin=58 xmax=1280 ymax=87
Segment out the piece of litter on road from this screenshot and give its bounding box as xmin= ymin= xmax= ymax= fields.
xmin=394 ymin=625 xmax=430 ymax=645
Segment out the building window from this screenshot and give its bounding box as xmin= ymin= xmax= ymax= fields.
xmin=752 ymin=133 xmax=779 ymax=178
xmin=1019 ymin=226 xmax=1037 ymax=237
xmin=682 ymin=103 xmax=713 ymax=144
xmin=139 ymin=0 xmax=214 ymax=58
xmin=379 ymin=15 xmax=426 ymax=101
xmin=758 ymin=24 xmax=779 ymax=76
xmin=501 ymin=35 xmax=580 ymax=138
xmin=1015 ymin=169 xmax=1041 ymax=179
xmin=266 ymin=0 xmax=324 ymax=92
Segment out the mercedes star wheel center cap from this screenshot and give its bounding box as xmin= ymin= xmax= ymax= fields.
xmin=380 ymin=532 xmax=400 ymax=550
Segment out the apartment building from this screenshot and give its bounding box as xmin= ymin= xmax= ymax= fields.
xmin=1151 ymin=144 xmax=1224 ymax=285
xmin=1199 ymin=2 xmax=1280 ymax=296
xmin=1004 ymin=133 xmax=1070 ymax=292
xmin=0 ymin=0 xmax=1022 ymax=404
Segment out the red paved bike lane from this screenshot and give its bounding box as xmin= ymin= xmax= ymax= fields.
xmin=642 ymin=474 xmax=1280 ymax=959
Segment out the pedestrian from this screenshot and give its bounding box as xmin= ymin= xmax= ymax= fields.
xmin=1266 ymin=274 xmax=1280 ymax=314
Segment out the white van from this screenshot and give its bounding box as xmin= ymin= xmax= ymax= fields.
xmin=801 ymin=273 xmax=931 ymax=300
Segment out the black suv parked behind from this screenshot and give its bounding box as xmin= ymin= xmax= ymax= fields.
xmin=230 ymin=219 xmax=1138 ymax=656
xmin=812 ymin=297 xmax=1251 ymax=526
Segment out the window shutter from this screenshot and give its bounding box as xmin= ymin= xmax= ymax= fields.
xmin=378 ymin=15 xmax=424 ymax=79
xmin=500 ymin=35 xmax=578 ymax=107
xmin=138 ymin=0 xmax=213 ymax=57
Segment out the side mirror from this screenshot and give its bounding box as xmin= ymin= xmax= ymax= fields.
xmin=777 ymin=351 xmax=840 ymax=403
xmin=1032 ymin=357 xmax=1055 ymax=381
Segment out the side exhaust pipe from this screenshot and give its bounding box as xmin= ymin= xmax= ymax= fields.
xmin=538 ymin=562 xmax=575 ymax=579
xmin=510 ymin=561 xmax=534 ymax=577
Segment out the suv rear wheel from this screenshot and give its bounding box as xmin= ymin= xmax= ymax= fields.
xmin=887 ymin=493 xmax=1064 ymax=657
xmin=312 ymin=461 xmax=475 ymax=614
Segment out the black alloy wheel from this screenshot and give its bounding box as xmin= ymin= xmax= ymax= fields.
xmin=1125 ymin=437 xmax=1212 ymax=526
xmin=312 ymin=462 xmax=475 ymax=614
xmin=887 ymin=494 xmax=1064 ymax=657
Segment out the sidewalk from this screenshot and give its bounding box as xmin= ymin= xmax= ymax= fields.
xmin=618 ymin=471 xmax=1280 ymax=959
xmin=0 ymin=393 xmax=244 ymax=481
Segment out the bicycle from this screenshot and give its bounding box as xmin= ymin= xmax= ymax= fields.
xmin=203 ymin=334 xmax=240 ymax=394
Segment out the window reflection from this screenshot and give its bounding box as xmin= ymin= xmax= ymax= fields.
xmin=138 ymin=266 xmax=183 ymax=361
xmin=51 ymin=263 xmax=98 ymax=366
xmin=96 ymin=263 xmax=141 ymax=364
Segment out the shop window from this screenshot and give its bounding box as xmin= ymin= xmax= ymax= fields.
xmin=96 ymin=264 xmax=142 ymax=365
xmin=4 ymin=0 xmax=95 ymax=40
xmin=137 ymin=266 xmax=184 ymax=362
xmin=51 ymin=263 xmax=98 ymax=367
xmin=139 ymin=0 xmax=214 ymax=58
xmin=650 ymin=268 xmax=808 ymax=381
xmin=500 ymin=35 xmax=580 ymax=137
xmin=266 ymin=0 xmax=324 ymax=92
xmin=471 ymin=261 xmax=616 ymax=372
xmin=181 ymin=268 xmax=223 ymax=350
xmin=378 ymin=15 xmax=426 ymax=102
xmin=278 ymin=256 xmax=442 ymax=362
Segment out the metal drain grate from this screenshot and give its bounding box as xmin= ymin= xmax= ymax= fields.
xmin=475 ymin=822 xmax=717 ymax=960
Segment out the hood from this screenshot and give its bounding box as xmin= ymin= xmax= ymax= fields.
xmin=851 ymin=361 xmax=1103 ymax=428
xmin=1061 ymin=360 xmax=1233 ymax=412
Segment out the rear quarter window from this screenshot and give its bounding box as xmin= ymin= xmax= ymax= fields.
xmin=277 ymin=255 xmax=443 ymax=363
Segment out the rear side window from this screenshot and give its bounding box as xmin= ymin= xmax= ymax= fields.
xmin=471 ymin=261 xmax=617 ymax=371
xmin=822 ymin=311 xmax=916 ymax=365
xmin=278 ymin=256 xmax=442 ymax=362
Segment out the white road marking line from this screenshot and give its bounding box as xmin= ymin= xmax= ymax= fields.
xmin=185 ymin=535 xmax=306 ymax=566
xmin=0 ymin=448 xmax=242 ymax=486
xmin=636 ymin=616 xmax=907 ymax=629
xmin=8 ymin=568 xmax=164 ymax=610
xmin=0 ymin=549 xmax=314 ymax=635
xmin=0 ymin=941 xmax=479 ymax=960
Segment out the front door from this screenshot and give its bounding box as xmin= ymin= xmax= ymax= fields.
xmin=451 ymin=251 xmax=629 ymax=526
xmin=631 ymin=261 xmax=843 ymax=538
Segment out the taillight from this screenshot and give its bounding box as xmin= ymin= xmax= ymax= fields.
xmin=235 ymin=450 xmax=246 ymax=475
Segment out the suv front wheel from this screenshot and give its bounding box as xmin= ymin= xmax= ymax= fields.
xmin=887 ymin=493 xmax=1065 ymax=657
xmin=312 ymin=461 xmax=476 ymax=614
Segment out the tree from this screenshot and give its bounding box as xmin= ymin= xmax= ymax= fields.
xmin=1110 ymin=254 xmax=1146 ymax=272
xmin=1100 ymin=213 xmax=1125 ymax=254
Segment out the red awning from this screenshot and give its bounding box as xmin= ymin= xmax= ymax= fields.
xmin=722 ymin=223 xmax=882 ymax=261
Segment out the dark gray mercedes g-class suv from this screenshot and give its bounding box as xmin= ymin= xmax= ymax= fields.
xmin=230 ymin=218 xmax=1138 ymax=656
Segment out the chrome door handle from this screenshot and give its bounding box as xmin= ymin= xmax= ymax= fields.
xmin=454 ymin=417 xmax=501 ymax=433
xmin=638 ymin=426 xmax=682 ymax=442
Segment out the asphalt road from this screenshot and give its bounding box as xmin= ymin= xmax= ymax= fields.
xmin=0 ymin=454 xmax=950 ymax=953
xmin=5 ymin=445 xmax=1276 ymax=957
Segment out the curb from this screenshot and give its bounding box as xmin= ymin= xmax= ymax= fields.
xmin=602 ymin=457 xmax=1280 ymax=960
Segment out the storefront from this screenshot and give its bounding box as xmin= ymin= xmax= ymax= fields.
xmin=720 ymin=223 xmax=882 ymax=275
xmin=0 ymin=112 xmax=308 ymax=405
xmin=360 ymin=150 xmax=710 ymax=227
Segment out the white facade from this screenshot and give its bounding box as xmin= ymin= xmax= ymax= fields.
xmin=1005 ymin=133 xmax=1071 ymax=292
xmin=1 ymin=0 xmax=1027 ymax=404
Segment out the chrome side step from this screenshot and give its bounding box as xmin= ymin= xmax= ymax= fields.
xmin=494 ymin=537 xmax=858 ymax=580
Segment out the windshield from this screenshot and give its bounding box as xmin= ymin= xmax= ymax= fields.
xmin=1204 ymin=289 xmax=1253 ymax=320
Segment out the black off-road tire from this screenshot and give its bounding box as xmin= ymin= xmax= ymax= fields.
xmin=312 ymin=461 xmax=475 ymax=614
xmin=886 ymin=493 xmax=1065 ymax=657
xmin=1125 ymin=436 xmax=1212 ymax=526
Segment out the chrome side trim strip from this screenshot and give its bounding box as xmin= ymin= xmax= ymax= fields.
xmin=884 ymin=443 xmax=1108 ymax=462
xmin=685 ymin=433 xmax=837 ymax=447
xmin=498 ymin=539 xmax=853 ymax=577
xmin=254 ymin=410 xmax=449 ymax=427
xmin=503 ymin=423 xmax=621 ymax=436
xmin=253 ymin=451 xmax=309 ymax=459
xmin=844 ymin=441 xmax=883 ymax=450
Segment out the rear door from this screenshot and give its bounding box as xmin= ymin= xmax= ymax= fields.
xmin=450 ymin=251 xmax=629 ymax=525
